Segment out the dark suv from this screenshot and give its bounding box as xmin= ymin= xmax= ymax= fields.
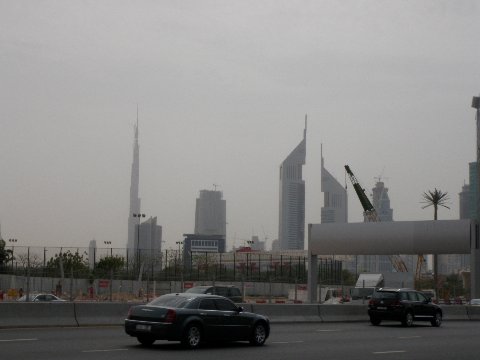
xmin=185 ymin=285 xmax=243 ymax=303
xmin=368 ymin=288 xmax=442 ymax=327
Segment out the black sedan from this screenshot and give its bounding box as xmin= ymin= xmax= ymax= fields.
xmin=125 ymin=292 xmax=270 ymax=348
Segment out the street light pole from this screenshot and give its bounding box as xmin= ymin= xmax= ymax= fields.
xmin=104 ymin=241 xmax=112 ymax=257
xmin=8 ymin=239 xmax=17 ymax=272
xmin=176 ymin=241 xmax=184 ymax=291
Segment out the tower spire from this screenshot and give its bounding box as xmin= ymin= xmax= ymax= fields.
xmin=304 ymin=114 xmax=307 ymax=139
xmin=135 ymin=104 xmax=139 ymax=140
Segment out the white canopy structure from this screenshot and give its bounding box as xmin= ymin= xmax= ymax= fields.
xmin=307 ymin=220 xmax=480 ymax=302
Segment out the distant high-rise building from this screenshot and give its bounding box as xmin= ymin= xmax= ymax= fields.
xmin=321 ymin=146 xmax=347 ymax=223
xmin=127 ymin=117 xmax=141 ymax=253
xmin=194 ymin=190 xmax=226 ymax=236
xmin=469 ymin=162 xmax=478 ymax=220
xmin=278 ymin=118 xmax=306 ymax=250
xmin=437 ymin=177 xmax=472 ymax=275
xmin=271 ymin=239 xmax=280 ymax=252
xmin=358 ymin=179 xmax=395 ymax=273
xmin=135 ymin=217 xmax=163 ymax=272
xmin=459 ymin=183 xmax=470 ymax=219
xmin=371 ymin=180 xmax=393 ymax=222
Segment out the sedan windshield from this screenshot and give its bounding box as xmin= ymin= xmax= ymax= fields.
xmin=148 ymin=295 xmax=189 ymax=308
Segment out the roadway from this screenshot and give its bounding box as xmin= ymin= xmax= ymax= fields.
xmin=1 ymin=321 xmax=478 ymax=360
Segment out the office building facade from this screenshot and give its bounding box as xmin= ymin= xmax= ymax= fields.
xmin=194 ymin=190 xmax=226 ymax=236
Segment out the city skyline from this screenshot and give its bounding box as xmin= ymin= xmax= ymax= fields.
xmin=1 ymin=1 xmax=479 ymax=251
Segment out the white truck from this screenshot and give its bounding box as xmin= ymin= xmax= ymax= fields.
xmin=350 ymin=273 xmax=384 ymax=300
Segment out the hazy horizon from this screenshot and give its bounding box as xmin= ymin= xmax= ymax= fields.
xmin=1 ymin=1 xmax=479 ymax=251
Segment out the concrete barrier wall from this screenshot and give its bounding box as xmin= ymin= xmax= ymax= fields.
xmin=251 ymin=304 xmax=321 ymax=323
xmin=466 ymin=305 xmax=480 ymax=320
xmin=74 ymin=303 xmax=134 ymax=326
xmin=0 ymin=302 xmax=77 ymax=328
xmin=440 ymin=305 xmax=469 ymax=321
xmin=1 ymin=303 xmax=479 ymax=328
xmin=319 ymin=305 xmax=368 ymax=322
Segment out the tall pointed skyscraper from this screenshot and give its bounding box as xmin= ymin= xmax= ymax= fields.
xmin=321 ymin=145 xmax=348 ymax=223
xmin=278 ymin=117 xmax=307 ymax=250
xmin=127 ymin=113 xmax=141 ymax=252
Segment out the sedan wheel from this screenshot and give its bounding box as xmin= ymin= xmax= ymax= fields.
xmin=431 ymin=312 xmax=442 ymax=327
xmin=369 ymin=316 xmax=381 ymax=326
xmin=250 ymin=322 xmax=267 ymax=346
xmin=402 ymin=312 xmax=414 ymax=327
xmin=182 ymin=324 xmax=202 ymax=349
xmin=137 ymin=335 xmax=155 ymax=346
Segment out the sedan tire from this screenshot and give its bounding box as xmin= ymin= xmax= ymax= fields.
xmin=182 ymin=323 xmax=202 ymax=349
xmin=250 ymin=322 xmax=267 ymax=346
xmin=137 ymin=335 xmax=155 ymax=346
xmin=431 ymin=311 xmax=442 ymax=327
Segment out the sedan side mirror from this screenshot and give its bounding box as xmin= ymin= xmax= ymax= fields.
xmin=237 ymin=306 xmax=244 ymax=313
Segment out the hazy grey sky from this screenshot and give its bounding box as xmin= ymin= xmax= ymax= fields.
xmin=1 ymin=0 xmax=479 ymax=251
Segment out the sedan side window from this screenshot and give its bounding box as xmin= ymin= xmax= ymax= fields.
xmin=215 ymin=299 xmax=237 ymax=311
xmin=199 ymin=299 xmax=217 ymax=310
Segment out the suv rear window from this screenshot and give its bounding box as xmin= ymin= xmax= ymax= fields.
xmin=372 ymin=291 xmax=398 ymax=299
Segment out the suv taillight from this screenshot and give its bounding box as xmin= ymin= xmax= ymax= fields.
xmin=368 ymin=299 xmax=375 ymax=305
xmin=165 ymin=309 xmax=176 ymax=323
xmin=392 ymin=299 xmax=401 ymax=307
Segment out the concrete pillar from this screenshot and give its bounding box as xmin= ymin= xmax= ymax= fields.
xmin=473 ymin=97 xmax=480 ymax=299
xmin=471 ymin=222 xmax=480 ymax=298
xmin=308 ymin=252 xmax=318 ymax=303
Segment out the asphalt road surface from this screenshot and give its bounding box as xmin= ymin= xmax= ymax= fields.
xmin=1 ymin=321 xmax=478 ymax=360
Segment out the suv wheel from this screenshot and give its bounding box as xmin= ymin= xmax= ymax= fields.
xmin=402 ymin=312 xmax=414 ymax=327
xmin=431 ymin=311 xmax=442 ymax=327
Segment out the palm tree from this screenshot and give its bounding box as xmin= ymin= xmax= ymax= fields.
xmin=421 ymin=188 xmax=450 ymax=299
xmin=421 ymin=188 xmax=450 ymax=220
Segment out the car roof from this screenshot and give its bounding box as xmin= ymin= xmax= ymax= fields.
xmin=189 ymin=285 xmax=237 ymax=289
xmin=376 ymin=288 xmax=415 ymax=292
xmin=166 ymin=292 xmax=229 ymax=299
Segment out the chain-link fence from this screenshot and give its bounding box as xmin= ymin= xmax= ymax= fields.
xmin=0 ymin=246 xmax=343 ymax=301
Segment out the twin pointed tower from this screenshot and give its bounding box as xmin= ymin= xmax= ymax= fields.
xmin=278 ymin=115 xmax=307 ymax=250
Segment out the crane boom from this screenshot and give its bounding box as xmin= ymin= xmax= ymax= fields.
xmin=344 ymin=165 xmax=378 ymax=222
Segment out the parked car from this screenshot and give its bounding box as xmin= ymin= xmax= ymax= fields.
xmin=185 ymin=285 xmax=243 ymax=302
xmin=469 ymin=298 xmax=480 ymax=305
xmin=125 ymin=292 xmax=269 ymax=348
xmin=368 ymin=288 xmax=442 ymax=327
xmin=17 ymin=293 xmax=65 ymax=302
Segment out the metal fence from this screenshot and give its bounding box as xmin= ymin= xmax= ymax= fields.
xmin=0 ymin=246 xmax=343 ymax=296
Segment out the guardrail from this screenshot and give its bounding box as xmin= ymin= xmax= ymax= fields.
xmin=0 ymin=303 xmax=478 ymax=328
